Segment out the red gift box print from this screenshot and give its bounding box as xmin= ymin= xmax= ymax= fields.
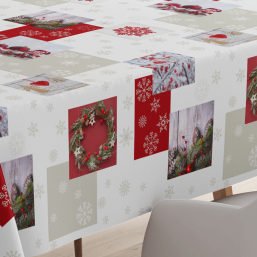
xmin=126 ymin=52 xmax=195 ymax=95
xmin=0 ymin=106 xmax=8 ymax=138
xmin=134 ymin=75 xmax=171 ymax=160
xmin=1 ymin=155 xmax=35 ymax=230
xmin=69 ymin=97 xmax=117 ymax=180
xmin=168 ymin=101 xmax=214 ymax=179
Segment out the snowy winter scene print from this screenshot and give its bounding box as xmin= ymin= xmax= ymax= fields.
xmin=0 ymin=36 xmax=72 ymax=60
xmin=148 ymin=0 xmax=240 ymax=17
xmin=69 ymin=97 xmax=117 ymax=180
xmin=1 ymin=155 xmax=35 ymax=230
xmin=3 ymin=74 xmax=89 ymax=96
xmin=125 ymin=52 xmax=195 ymax=95
xmin=168 ymin=101 xmax=214 ymax=180
xmin=0 ymin=106 xmax=8 ymax=138
xmin=185 ymin=28 xmax=257 ymax=47
xmin=4 ymin=10 xmax=94 ymax=30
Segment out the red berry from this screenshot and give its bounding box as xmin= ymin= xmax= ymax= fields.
xmin=209 ymin=161 xmax=211 ymax=164
xmin=100 ymin=120 xmax=103 ymax=123
xmin=105 ymin=147 xmax=108 ymax=150
xmin=201 ymin=150 xmax=203 ymax=154
xmin=77 ymin=130 xmax=79 ymax=134
xmin=184 ymin=155 xmax=187 ymax=158
xmin=185 ymin=141 xmax=187 ymax=144
xmin=183 ymin=148 xmax=186 ymax=151
xmin=104 ymin=112 xmax=106 ymax=115
xmin=21 ymin=199 xmax=24 ymax=203
xmin=21 ymin=208 xmax=24 ymax=212
xmin=29 ymin=206 xmax=31 ymax=209
xmin=26 ymin=226 xmax=28 ymax=228
xmin=84 ymin=115 xmax=88 ymax=119
xmin=31 ymin=220 xmax=34 ymax=224
xmin=99 ymin=157 xmax=102 ymax=161
xmin=88 ymin=152 xmax=91 ymax=156
xmin=192 ymin=161 xmax=194 ymax=164
xmin=23 ymin=213 xmax=26 ymax=216
xmin=201 ymin=142 xmax=204 ymax=145
xmin=182 ymin=136 xmax=185 ymax=139
xmin=83 ymin=131 xmax=85 ymax=135
xmin=194 ymin=155 xmax=197 ymax=159
xmin=179 ymin=173 xmax=181 ymax=176
xmin=20 ymin=193 xmax=22 ymax=196
xmin=15 ymin=214 xmax=17 ymax=218
xmin=207 ymin=148 xmax=210 ymax=151
xmin=95 ymin=152 xmax=98 ymax=155
xmin=168 ymin=165 xmax=170 ymax=168
xmin=201 ymin=135 xmax=203 ymax=138
xmin=83 ymin=158 xmax=87 ymax=162
xmin=202 ymin=154 xmax=205 ymax=157
xmin=102 ymin=109 xmax=104 ymax=112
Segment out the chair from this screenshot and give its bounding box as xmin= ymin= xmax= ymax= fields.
xmin=141 ymin=191 xmax=257 ymax=257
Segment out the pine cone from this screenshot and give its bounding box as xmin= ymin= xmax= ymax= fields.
xmin=96 ymin=109 xmax=101 ymax=115
xmin=204 ymin=119 xmax=213 ymax=137
xmin=23 ymin=174 xmax=33 ymax=193
xmin=80 ymin=118 xmax=85 ymax=123
xmin=11 ymin=183 xmax=19 ymax=204
xmin=107 ymin=115 xmax=111 ymax=121
xmin=106 ymin=110 xmax=110 ymax=116
xmin=111 ymin=125 xmax=115 ymax=131
xmin=192 ymin=127 xmax=200 ymax=146
xmin=85 ymin=120 xmax=89 ymax=126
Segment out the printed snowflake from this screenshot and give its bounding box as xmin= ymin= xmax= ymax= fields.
xmin=136 ymin=77 xmax=152 ymax=102
xmin=210 ymin=177 xmax=216 ymax=186
xmin=31 ymin=100 xmax=37 ymax=109
xmin=213 ymin=128 xmax=222 ymax=142
xmin=249 ymin=134 xmax=255 ymax=143
xmin=103 ymin=215 xmax=109 ymax=225
xmin=123 ymin=95 xmax=133 ymax=110
xmin=35 ymin=184 xmax=44 ymax=199
xmin=51 ymin=241 xmax=57 ymax=250
xmin=225 ymin=155 xmax=232 ymax=164
xmin=4 ymin=251 xmax=21 ymax=257
xmin=77 ymin=202 xmax=93 ymax=226
xmin=224 ymin=179 xmax=230 ymax=188
xmin=98 ymin=197 xmax=106 ymax=209
xmin=229 ymin=52 xmax=235 ymax=61
xmin=140 ymin=183 xmax=146 ymax=191
xmin=55 ymin=52 xmax=78 ymax=58
xmin=6 ymin=95 xmax=22 ymax=100
xmin=212 ymin=70 xmax=221 ymax=85
xmin=126 ymin=74 xmax=133 ymax=83
xmin=165 ymin=185 xmax=174 ymax=199
xmin=102 ymin=82 xmax=109 ymax=91
xmin=51 ymin=70 xmax=72 ymax=76
xmin=138 ymin=208 xmax=145 ymax=216
xmin=156 ymin=114 xmax=169 ymax=132
xmin=229 ymin=96 xmax=236 ymax=108
xmin=50 ymin=213 xmax=57 ymax=223
xmin=105 ymin=179 xmax=111 ymax=188
xmin=249 ymin=146 xmax=257 ymax=167
xmin=143 ymin=132 xmax=159 ymax=155
xmin=59 ymin=181 xmax=67 ymax=194
xmin=194 ymin=79 xmax=209 ymax=102
xmin=36 ymin=0 xmax=56 ymax=5
xmin=35 ymin=238 xmax=42 ymax=249
xmin=150 ymin=98 xmax=160 ymax=113
xmin=119 ymin=180 xmax=130 ymax=196
xmin=8 ymin=131 xmax=25 ymax=156
xmin=28 ymin=122 xmax=39 ymax=137
xmin=0 ymin=185 xmax=11 ymax=208
xmin=235 ymin=125 xmax=243 ymax=137
xmin=56 ymin=120 xmax=66 ymax=135
xmin=113 ymin=26 xmax=155 ymax=37
xmin=120 ymin=127 xmax=133 ymax=147
xmin=188 ymin=186 xmax=194 ymax=195
xmin=236 ymin=68 xmax=245 ymax=82
xmin=75 ymin=190 xmax=82 ymax=199
xmin=49 ymin=149 xmax=58 ymax=162
xmin=61 ymin=60 xmax=79 ymax=66
xmin=125 ymin=206 xmax=131 ymax=214
xmin=138 ymin=115 xmax=147 ymax=128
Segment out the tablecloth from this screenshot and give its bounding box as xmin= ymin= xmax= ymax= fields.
xmin=1 ymin=0 xmax=257 ymax=256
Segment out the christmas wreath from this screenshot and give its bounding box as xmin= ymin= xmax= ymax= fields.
xmin=168 ymin=119 xmax=213 ymax=179
xmin=69 ymin=101 xmax=117 ymax=171
xmin=247 ymin=66 xmax=257 ymax=116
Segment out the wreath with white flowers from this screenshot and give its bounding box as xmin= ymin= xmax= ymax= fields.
xmin=69 ymin=101 xmax=117 ymax=171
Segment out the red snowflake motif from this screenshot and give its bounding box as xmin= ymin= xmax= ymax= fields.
xmin=113 ymin=26 xmax=156 ymax=37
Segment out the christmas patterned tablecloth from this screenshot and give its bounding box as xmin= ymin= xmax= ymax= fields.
xmin=1 ymin=0 xmax=257 ymax=256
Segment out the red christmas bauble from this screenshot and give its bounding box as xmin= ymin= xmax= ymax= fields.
xmin=9 ymin=46 xmax=30 ymax=52
xmin=99 ymin=157 xmax=102 ymax=161
xmin=187 ymin=164 xmax=193 ymax=173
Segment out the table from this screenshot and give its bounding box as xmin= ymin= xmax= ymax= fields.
xmin=1 ymin=0 xmax=257 ymax=256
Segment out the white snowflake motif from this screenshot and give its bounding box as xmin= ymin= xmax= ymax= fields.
xmin=119 ymin=180 xmax=130 ymax=196
xmin=31 ymin=100 xmax=37 ymax=109
xmin=61 ymin=60 xmax=79 ymax=66
xmin=28 ymin=122 xmax=39 ymax=137
xmin=188 ymin=186 xmax=194 ymax=195
xmin=194 ymin=79 xmax=210 ymax=102
xmin=56 ymin=120 xmax=66 ymax=135
xmin=136 ymin=77 xmax=152 ymax=102
xmin=0 ymin=185 xmax=11 ymax=208
xmin=8 ymin=131 xmax=25 ymax=156
xmin=125 ymin=206 xmax=131 ymax=214
xmin=75 ymin=190 xmax=82 ymax=199
xmin=213 ymin=128 xmax=222 ymax=142
xmin=126 ymin=74 xmax=133 ymax=82
xmin=215 ymin=51 xmax=221 ymax=58
xmin=35 ymin=184 xmax=44 ymax=199
xmin=49 ymin=149 xmax=58 ymax=162
xmin=103 ymin=215 xmax=109 ymax=225
xmin=59 ymin=181 xmax=67 ymax=194
xmin=102 ymin=82 xmax=109 ymax=91
xmin=98 ymin=197 xmax=106 ymax=209
xmin=105 ymin=179 xmax=111 ymax=188
xmin=156 ymin=114 xmax=169 ymax=133
xmin=236 ymin=68 xmax=245 ymax=82
xmin=165 ymin=185 xmax=174 ymax=199
xmin=138 ymin=115 xmax=147 ymax=128
xmin=249 ymin=146 xmax=257 ymax=167
xmin=225 ymin=155 xmax=232 ymax=164
xmin=35 ymin=238 xmax=42 ymax=249
xmin=51 ymin=241 xmax=57 ymax=250
xmin=77 ymin=202 xmax=93 ymax=226
xmin=55 ymin=52 xmax=78 ymax=58
xmin=143 ymin=132 xmax=159 ymax=155
xmin=229 ymin=96 xmax=236 ymax=108
xmin=229 ymin=52 xmax=235 ymax=61
xmin=140 ymin=183 xmax=146 ymax=191
xmin=3 ymin=251 xmax=21 ymax=257
xmin=249 ymin=134 xmax=255 ymax=143
xmin=150 ymin=98 xmax=160 ymax=113
xmin=235 ymin=125 xmax=243 ymax=137
xmin=123 ymin=95 xmax=133 ymax=110
xmin=210 ymin=177 xmax=216 ymax=186
xmin=50 ymin=213 xmax=57 ymax=223
xmin=212 ymin=70 xmax=221 ymax=85
xmin=120 ymin=127 xmax=133 ymax=147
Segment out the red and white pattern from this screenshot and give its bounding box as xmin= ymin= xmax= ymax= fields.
xmin=113 ymin=26 xmax=156 ymax=37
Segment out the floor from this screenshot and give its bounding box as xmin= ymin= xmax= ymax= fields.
xmin=38 ymin=176 xmax=257 ymax=257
